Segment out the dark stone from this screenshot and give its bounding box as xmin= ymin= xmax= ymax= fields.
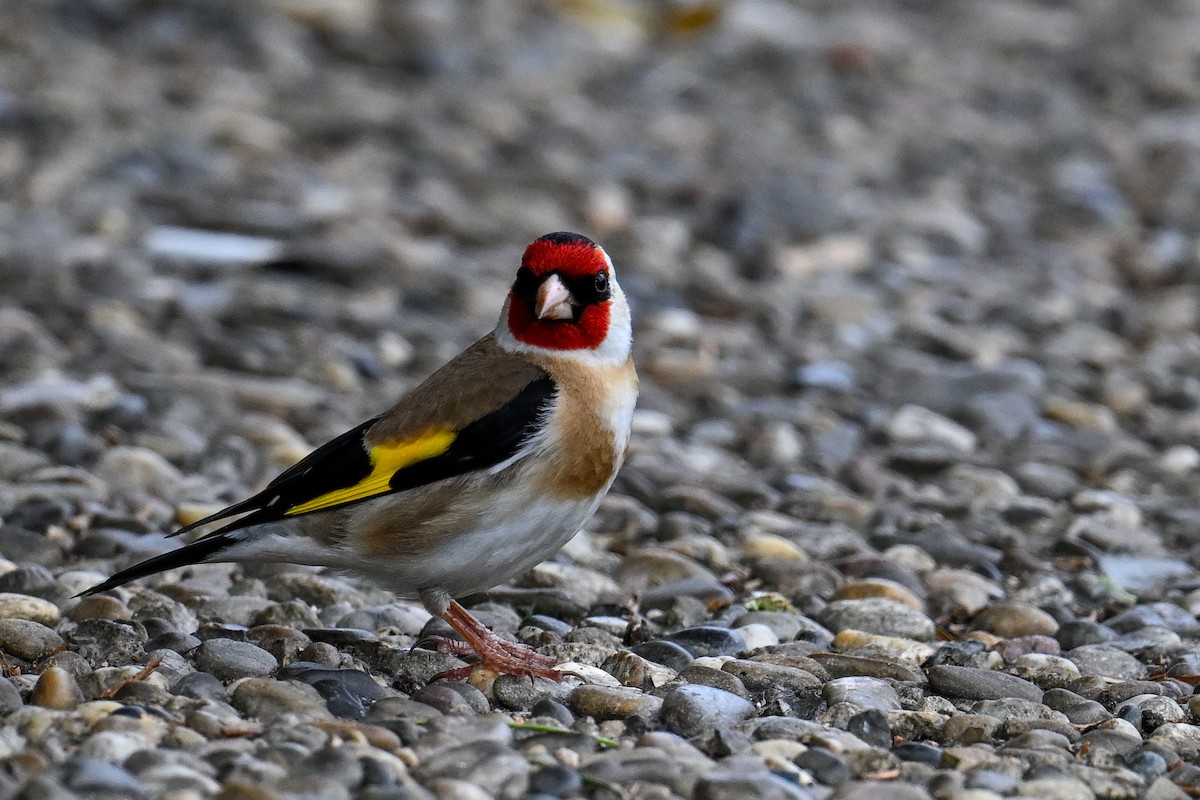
xmin=1125 ymin=749 xmax=1169 ymax=781
xmin=631 ymin=640 xmax=695 ymax=670
xmin=530 ymin=697 xmax=574 ymax=727
xmin=64 ymin=758 xmax=144 ymax=796
xmin=0 ymin=677 xmax=22 ymax=715
xmin=0 ymin=564 xmax=56 ymax=595
xmin=146 ymin=631 xmax=201 ymax=654
xmin=795 ymin=748 xmax=851 ymax=787
xmin=171 ymin=671 xmax=228 ymax=702
xmin=0 ymin=526 xmax=63 ymax=566
xmin=847 ymin=709 xmax=891 ymax=748
xmin=924 ymin=640 xmax=989 ymax=668
xmin=279 ymin=661 xmax=387 ymax=720
xmin=926 ymin=665 xmax=1044 ymax=702
xmin=892 ymin=741 xmax=942 ymax=766
xmin=664 ymin=626 xmax=747 ymax=658
xmin=527 ymin=765 xmax=583 ymax=797
xmin=1055 ymin=620 xmax=1117 ymax=650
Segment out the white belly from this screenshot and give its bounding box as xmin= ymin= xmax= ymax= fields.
xmin=355 ymin=493 xmax=600 ymax=597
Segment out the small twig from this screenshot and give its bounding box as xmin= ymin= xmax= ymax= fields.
xmin=100 ymin=657 xmax=163 ymax=699
xmin=505 ymin=719 xmax=620 ymax=748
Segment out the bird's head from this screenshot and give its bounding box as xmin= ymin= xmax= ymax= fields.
xmin=498 ymin=232 xmax=631 ymax=362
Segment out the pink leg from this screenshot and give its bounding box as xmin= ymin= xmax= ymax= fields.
xmin=432 ymin=600 xmax=562 ymax=681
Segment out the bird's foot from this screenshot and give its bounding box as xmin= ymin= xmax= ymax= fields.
xmin=429 ymin=600 xmax=562 ymax=681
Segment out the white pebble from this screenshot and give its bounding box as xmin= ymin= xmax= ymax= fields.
xmin=735 ymin=623 xmax=780 ymax=652
xmin=887 ymin=405 xmax=977 ymax=452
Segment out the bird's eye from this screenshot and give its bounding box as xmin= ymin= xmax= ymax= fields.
xmin=594 ymin=271 xmax=609 ymax=294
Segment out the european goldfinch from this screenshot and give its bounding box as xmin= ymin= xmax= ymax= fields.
xmin=82 ymin=232 xmax=638 ymax=679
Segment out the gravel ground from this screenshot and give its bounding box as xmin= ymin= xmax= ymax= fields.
xmin=4 ymin=1 xmax=1200 ymax=798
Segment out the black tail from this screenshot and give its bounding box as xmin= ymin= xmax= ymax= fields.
xmin=76 ymin=530 xmax=241 ymax=597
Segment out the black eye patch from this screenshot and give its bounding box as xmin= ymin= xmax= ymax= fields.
xmin=511 ymin=267 xmax=539 ymax=297
xmin=565 ymin=270 xmax=611 ymax=306
xmin=511 ymin=268 xmax=611 ymax=318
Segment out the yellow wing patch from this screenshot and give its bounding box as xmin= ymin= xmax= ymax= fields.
xmin=285 ymin=429 xmax=456 ymax=515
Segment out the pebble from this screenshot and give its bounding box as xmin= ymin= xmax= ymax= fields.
xmin=231 ymin=678 xmax=332 ymax=722
xmin=570 ymin=685 xmax=663 ymax=720
xmin=65 ymin=758 xmax=145 ymax=796
xmin=0 ymin=592 xmax=61 ymax=625
xmin=942 ymin=713 xmax=1001 ymax=745
xmin=661 ymin=685 xmax=757 ymax=738
xmin=832 ymin=579 xmax=925 ymax=610
xmin=1067 ymin=645 xmax=1146 ymax=680
xmin=831 ymin=630 xmax=936 ymax=664
xmin=1010 ymin=654 xmax=1081 ymax=689
xmin=279 ymin=662 xmax=388 ymax=720
xmin=30 ymin=667 xmax=84 ymax=709
xmin=1042 ymin=689 xmax=1111 ymax=726
xmin=0 ymin=618 xmax=64 ymax=661
xmin=1055 ymin=620 xmax=1117 ymax=650
xmin=695 ymin=764 xmax=815 ymax=800
xmin=1147 ymin=723 xmax=1200 ymax=760
xmin=810 ymin=653 xmax=925 ymax=683
xmin=887 ymin=405 xmax=978 ymax=452
xmin=665 ymin=626 xmax=748 ymax=657
xmin=743 ymin=532 xmax=808 ymax=562
xmin=926 ymin=665 xmax=1044 ymax=703
xmin=823 ymin=677 xmax=901 ymax=712
xmin=193 ymin=639 xmax=278 ymax=682
xmin=972 ymin=603 xmax=1059 ymax=637
xmin=819 ymin=599 xmax=936 ymax=640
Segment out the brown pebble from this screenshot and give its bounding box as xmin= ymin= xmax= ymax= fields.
xmin=832 ymin=578 xmax=925 ymax=611
xmin=973 ymin=603 xmax=1060 ymax=638
xmin=570 ymin=685 xmax=663 ymax=720
xmin=68 ymin=595 xmax=132 ymax=623
xmin=312 ymin=720 xmax=402 ymax=752
xmin=216 ymin=782 xmax=288 ymax=800
xmin=0 ymin=593 xmax=62 ymax=626
xmin=30 ymin=666 xmax=84 ymax=710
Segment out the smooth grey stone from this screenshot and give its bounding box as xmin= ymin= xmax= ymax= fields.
xmin=847 ymin=708 xmax=890 ymax=748
xmin=822 ymin=677 xmax=901 ymax=712
xmin=679 ymin=665 xmax=751 ymax=699
xmin=493 ymin=673 xmax=570 ymax=711
xmin=1067 ymin=644 xmax=1145 ymax=680
xmin=695 ymin=765 xmax=814 ymax=800
xmin=829 ymin=780 xmax=932 ymax=799
xmin=0 ymin=618 xmax=64 ymax=661
xmin=1055 ymin=620 xmax=1117 ymax=650
xmin=171 ymin=671 xmax=228 ymax=702
xmin=414 ymin=740 xmax=531 ymax=795
xmin=411 ymin=684 xmax=479 ymax=716
xmin=1107 ymin=602 xmax=1200 ymax=635
xmin=818 ymin=599 xmax=935 ymax=640
xmin=279 ymin=661 xmax=388 ymax=720
xmin=69 ymin=618 xmax=147 ymax=665
xmin=664 ymin=626 xmax=747 ymax=657
xmin=528 ymin=765 xmax=583 ymax=797
xmin=0 ymin=677 xmax=22 ymax=715
xmin=661 ymin=685 xmax=756 ymax=738
xmin=193 ymin=638 xmax=278 ymax=682
xmin=795 ymin=747 xmax=851 ymax=787
xmin=1043 ymin=688 xmax=1111 ymax=725
xmin=926 ymin=665 xmax=1044 ymax=702
xmin=65 ymin=758 xmax=144 ymax=796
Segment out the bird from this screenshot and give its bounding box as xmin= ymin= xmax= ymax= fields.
xmin=81 ymin=231 xmax=638 ymax=680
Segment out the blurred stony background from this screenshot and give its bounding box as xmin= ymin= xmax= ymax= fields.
xmin=4 ymin=0 xmax=1200 ymax=798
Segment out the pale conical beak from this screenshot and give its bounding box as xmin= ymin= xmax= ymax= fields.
xmin=534 ymin=274 xmax=575 ymax=320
